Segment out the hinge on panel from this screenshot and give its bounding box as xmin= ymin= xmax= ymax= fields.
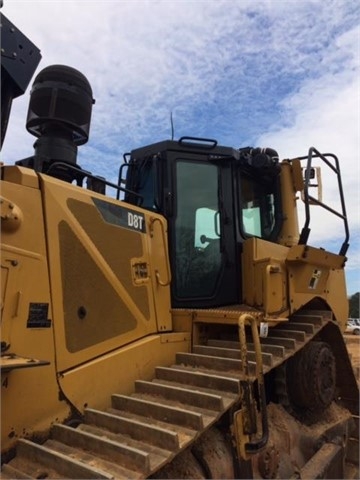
xmin=1 ymin=197 xmax=23 ymax=232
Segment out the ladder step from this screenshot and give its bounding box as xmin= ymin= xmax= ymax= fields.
xmin=45 ymin=438 xmax=141 ymax=479
xmin=260 ymin=336 xmax=296 ymax=350
xmin=155 ymin=366 xmax=241 ymax=394
xmin=84 ymin=408 xmax=180 ymax=451
xmin=291 ymin=314 xmax=324 ymax=326
xmin=77 ymin=423 xmax=169 ymax=473
xmin=247 ymin=342 xmax=286 ymax=358
xmin=51 ymin=423 xmax=150 ymax=475
xmin=135 ymin=379 xmax=225 ymax=411
xmin=207 ymin=339 xmax=240 ymax=349
xmin=0 ymin=464 xmax=33 ymax=479
xmin=193 ymin=344 xmax=240 ymax=359
xmin=16 ymin=438 xmax=112 ymax=479
xmin=192 ymin=345 xmax=273 ymax=366
xmin=267 ymin=329 xmax=306 ymax=342
xmin=208 ymin=339 xmax=286 ymax=358
xmin=281 ymin=322 xmax=315 ymax=334
xmin=111 ymin=394 xmax=204 ymax=430
xmin=176 ymin=351 xmax=255 ymax=374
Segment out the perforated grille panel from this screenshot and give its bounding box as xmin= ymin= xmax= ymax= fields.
xmin=67 ymin=198 xmax=150 ymax=319
xmin=59 ymin=211 xmax=146 ymax=352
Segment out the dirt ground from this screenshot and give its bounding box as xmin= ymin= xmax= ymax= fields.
xmin=344 ymin=334 xmax=360 ymax=381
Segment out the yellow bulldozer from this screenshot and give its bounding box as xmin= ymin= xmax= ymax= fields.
xmin=1 ymin=11 xmax=359 ymax=480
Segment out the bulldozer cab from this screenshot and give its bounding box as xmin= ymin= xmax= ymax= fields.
xmin=123 ymin=137 xmax=282 ymax=308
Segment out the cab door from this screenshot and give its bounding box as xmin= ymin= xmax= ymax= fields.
xmin=170 ymin=157 xmax=239 ymax=308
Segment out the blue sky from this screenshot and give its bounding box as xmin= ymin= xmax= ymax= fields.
xmin=2 ymin=0 xmax=359 ymax=295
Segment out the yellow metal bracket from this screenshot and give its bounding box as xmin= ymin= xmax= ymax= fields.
xmin=149 ymin=216 xmax=172 ymax=287
xmin=233 ymin=313 xmax=269 ymax=460
xmin=1 ymin=353 xmax=50 ymax=373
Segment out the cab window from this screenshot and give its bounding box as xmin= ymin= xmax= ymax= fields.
xmin=240 ymin=175 xmax=277 ymax=240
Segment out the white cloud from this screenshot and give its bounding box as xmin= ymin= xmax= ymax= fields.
xmin=257 ymin=25 xmax=360 ymax=288
xmin=1 ymin=0 xmax=359 ymax=293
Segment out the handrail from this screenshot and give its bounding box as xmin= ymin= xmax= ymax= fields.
xmin=116 ymin=155 xmax=131 ymax=200
xmin=295 ymin=147 xmax=349 ymax=256
xmin=237 ymin=314 xmax=269 ymax=454
xmin=149 ymin=216 xmax=172 ymax=287
xmin=178 ymin=136 xmax=218 ymax=149
xmin=46 ymin=161 xmax=144 ymax=202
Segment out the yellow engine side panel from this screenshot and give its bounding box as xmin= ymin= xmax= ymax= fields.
xmin=1 ymin=166 xmax=175 ymax=454
xmin=39 ymin=173 xmax=172 ymax=373
xmin=1 ymin=170 xmax=70 ymax=453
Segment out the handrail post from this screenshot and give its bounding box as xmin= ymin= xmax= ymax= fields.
xmin=149 ymin=216 xmax=172 ymax=287
xmin=233 ymin=314 xmax=269 ymax=459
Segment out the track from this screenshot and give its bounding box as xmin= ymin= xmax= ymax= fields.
xmin=2 ymin=312 xmax=358 ymax=479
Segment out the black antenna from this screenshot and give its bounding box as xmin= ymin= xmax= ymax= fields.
xmin=170 ymin=111 xmax=174 ymax=140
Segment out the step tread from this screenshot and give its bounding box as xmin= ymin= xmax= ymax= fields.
xmin=155 ymin=365 xmax=241 ymax=393
xmin=176 ymin=351 xmax=256 ymax=374
xmin=84 ymin=408 xmax=181 ymax=451
xmin=135 ymin=379 xmax=232 ymax=412
xmin=51 ymin=423 xmax=150 ymax=474
xmin=15 ymin=438 xmax=113 ymax=479
xmin=112 ymin=393 xmax=205 ymax=430
xmin=77 ymin=423 xmax=170 ymax=472
xmin=193 ymin=344 xmax=273 ymax=366
xmin=45 ymin=439 xmax=141 ymax=479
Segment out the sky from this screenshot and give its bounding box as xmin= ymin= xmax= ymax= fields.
xmin=1 ymin=0 xmax=359 ymax=295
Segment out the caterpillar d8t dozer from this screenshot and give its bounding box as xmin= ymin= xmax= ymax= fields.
xmin=1 ymin=10 xmax=359 ymax=480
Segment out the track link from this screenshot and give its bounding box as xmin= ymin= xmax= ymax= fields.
xmin=1 ymin=313 xmax=354 ymax=479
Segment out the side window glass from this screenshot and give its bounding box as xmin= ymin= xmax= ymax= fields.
xmin=242 ymin=203 xmax=261 ymax=237
xmin=240 ymin=175 xmax=276 ymax=239
xmin=125 ymin=159 xmax=158 ymax=211
xmin=241 ymin=177 xmax=261 ymax=237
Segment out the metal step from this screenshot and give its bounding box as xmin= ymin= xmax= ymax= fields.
xmin=51 ymin=423 xmax=149 ymax=476
xmin=155 ymin=365 xmax=241 ymax=393
xmin=84 ymin=408 xmax=181 ymax=451
xmin=267 ymin=328 xmax=306 ymax=342
xmin=134 ymin=379 xmax=230 ymax=411
xmin=111 ymin=393 xmax=205 ymax=430
xmin=9 ymin=438 xmax=115 ymax=479
xmin=0 ymin=464 xmax=33 ymax=479
xmin=76 ymin=423 xmax=170 ymax=473
xmin=278 ymin=322 xmax=315 ymax=334
xmin=176 ymin=351 xmax=256 ymax=374
xmin=259 ymin=335 xmax=296 ymax=350
xmin=193 ymin=344 xmax=273 ymax=366
xmin=44 ymin=438 xmax=140 ymax=479
xmin=208 ymin=338 xmax=286 ymax=358
xmin=291 ymin=313 xmax=324 ymax=326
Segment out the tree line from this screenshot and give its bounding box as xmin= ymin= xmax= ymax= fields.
xmin=349 ymin=292 xmax=359 ymax=318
